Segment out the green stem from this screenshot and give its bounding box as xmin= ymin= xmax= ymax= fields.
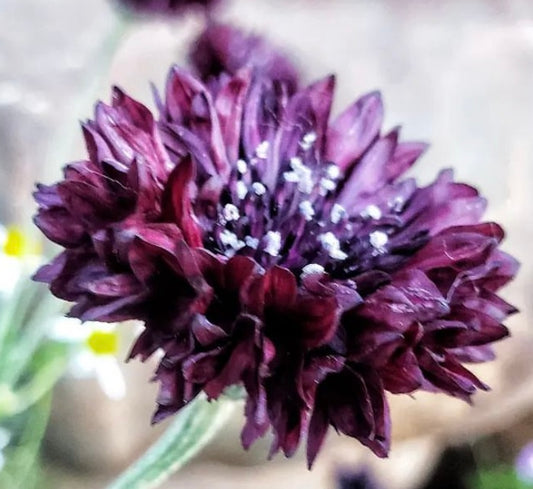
xmin=106 ymin=396 xmax=235 ymax=489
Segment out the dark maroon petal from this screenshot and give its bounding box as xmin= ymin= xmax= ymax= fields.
xmin=128 ymin=224 xmax=184 ymax=283
xmin=424 ymin=306 xmax=509 ymax=348
xmin=406 ymin=223 xmax=504 ymax=272
xmin=381 ymin=349 xmax=424 ymax=394
xmin=191 ymin=315 xmax=227 ymax=346
xmin=338 ymin=128 xmax=399 ymax=208
xmin=309 ymin=366 xmax=390 ymax=467
xmin=242 ymin=78 xmax=287 ymax=164
xmin=161 ymin=156 xmax=203 ymax=247
xmin=164 ymin=67 xmax=230 ymax=179
xmin=86 ymin=273 xmax=144 ymax=297
xmin=418 ymin=348 xmax=489 ymax=400
xmin=265 ymin=266 xmax=297 ymax=309
xmin=307 ymin=398 xmax=329 ymax=469
xmin=326 ymin=91 xmax=383 ymax=171
xmin=214 ymin=69 xmax=251 ymax=164
xmin=358 ymin=269 xmax=449 ymax=331
xmin=34 ymin=206 xmax=86 ymax=248
xmin=271 ymin=76 xmax=335 ymax=188
xmin=385 ymin=141 xmax=429 ymax=182
xmin=32 ymin=252 xmax=67 ymax=284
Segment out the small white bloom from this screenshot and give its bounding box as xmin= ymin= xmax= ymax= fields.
xmin=51 ymin=318 xmax=126 ymax=401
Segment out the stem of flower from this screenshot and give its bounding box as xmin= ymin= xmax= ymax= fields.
xmin=106 ymin=396 xmax=235 ymax=489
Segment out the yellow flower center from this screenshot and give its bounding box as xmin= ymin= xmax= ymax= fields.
xmin=86 ymin=330 xmax=119 ymax=356
xmin=4 ymin=228 xmax=26 ymax=257
xmin=2 ymin=226 xmax=41 ymax=257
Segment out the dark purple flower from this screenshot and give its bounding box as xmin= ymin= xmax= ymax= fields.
xmin=337 ymin=469 xmax=383 ymax=489
xmin=33 ymin=56 xmax=518 ymax=468
xmin=115 ymin=0 xmax=218 ymax=16
xmin=189 ymin=24 xmax=300 ymax=92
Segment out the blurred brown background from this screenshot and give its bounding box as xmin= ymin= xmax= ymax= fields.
xmin=2 ymin=0 xmax=533 ymax=488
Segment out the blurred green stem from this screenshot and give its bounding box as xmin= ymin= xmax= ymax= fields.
xmin=106 ymin=396 xmax=235 ymax=489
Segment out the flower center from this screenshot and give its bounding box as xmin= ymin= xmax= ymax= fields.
xmin=201 ymin=133 xmax=406 ymax=279
xmin=86 ymin=330 xmax=119 ymax=356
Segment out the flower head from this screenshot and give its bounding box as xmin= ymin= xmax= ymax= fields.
xmin=33 ymin=31 xmax=518 ymax=467
xmin=114 ymin=0 xmax=219 ymax=17
xmin=189 ymin=24 xmax=300 ymax=92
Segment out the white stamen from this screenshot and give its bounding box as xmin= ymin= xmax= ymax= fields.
xmin=245 ymin=236 xmax=259 ymax=249
xmin=236 ymin=181 xmax=248 ymax=200
xmin=283 ymin=171 xmax=299 ymax=183
xmin=330 ymin=203 xmax=346 ymax=224
xmin=290 ymin=156 xmax=304 ymax=171
xmin=223 ymin=203 xmax=240 ymax=221
xmin=300 ymin=131 xmax=317 ymax=150
xmin=319 ymin=232 xmax=348 ymax=260
xmin=361 ymin=204 xmax=382 ymax=220
xmin=369 ymin=230 xmax=388 ymax=251
xmin=329 ymin=248 xmax=348 ymax=260
xmin=236 ymin=159 xmax=248 ymax=174
xmin=252 ymin=182 xmax=266 ymax=196
xmin=299 ymin=173 xmax=314 ymax=194
xmin=255 ymin=141 xmax=270 ymax=159
xmin=389 ymin=195 xmax=405 ymax=212
xmin=283 ymin=161 xmax=314 ymax=194
xmin=301 ymin=263 xmax=325 ymax=277
xmin=326 ymin=164 xmax=341 ymax=180
xmin=320 ymin=178 xmax=336 ymax=193
xmin=299 ymin=200 xmax=315 ymax=221
xmin=220 ymin=230 xmax=245 ymax=251
xmin=264 ymin=231 xmax=282 ymax=256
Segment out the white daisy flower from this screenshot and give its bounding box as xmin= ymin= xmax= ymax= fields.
xmin=50 ymin=318 xmax=126 ymax=401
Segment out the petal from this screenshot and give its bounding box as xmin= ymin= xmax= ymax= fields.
xmin=338 ymin=128 xmax=399 ymax=208
xmin=214 ymin=69 xmax=252 ymax=163
xmin=326 ymin=91 xmax=383 ymax=171
xmin=164 ymin=67 xmax=230 ymax=179
xmin=385 ymin=141 xmax=429 ymax=182
xmin=265 ymin=266 xmax=297 ymax=309
xmin=161 ymin=156 xmax=203 ymax=247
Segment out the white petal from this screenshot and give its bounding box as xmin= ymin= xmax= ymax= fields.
xmin=95 ymin=356 xmax=126 ymax=401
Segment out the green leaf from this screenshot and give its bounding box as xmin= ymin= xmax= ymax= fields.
xmin=0 ymin=341 xmax=69 ymax=417
xmin=0 ymin=392 xmax=52 ymax=489
xmin=106 ymin=395 xmax=235 ymax=489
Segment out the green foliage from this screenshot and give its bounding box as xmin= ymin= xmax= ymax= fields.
xmin=471 ymin=467 xmax=532 ymax=489
xmin=0 ymin=273 xmax=69 ymax=487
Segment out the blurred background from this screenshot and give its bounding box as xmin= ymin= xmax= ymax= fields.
xmin=1 ymin=0 xmax=533 ymax=488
